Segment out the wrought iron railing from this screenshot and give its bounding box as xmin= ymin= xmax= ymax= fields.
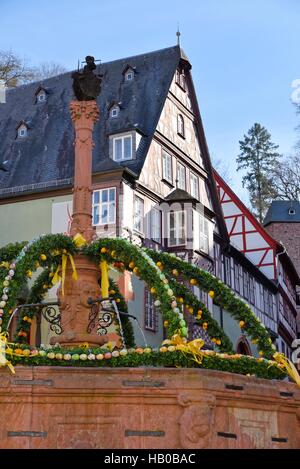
xmin=7 ymin=301 xmax=61 ymax=346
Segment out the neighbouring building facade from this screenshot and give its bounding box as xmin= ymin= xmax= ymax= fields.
xmin=215 ymin=172 xmax=300 ymax=358
xmin=264 ymin=200 xmax=300 ymax=276
xmin=264 ymin=200 xmax=300 ymax=336
xmin=0 ymin=45 xmax=299 ymax=355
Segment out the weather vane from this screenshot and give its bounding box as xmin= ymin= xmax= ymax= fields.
xmin=176 ymin=23 xmax=181 ymax=46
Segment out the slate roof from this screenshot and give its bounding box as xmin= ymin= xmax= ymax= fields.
xmin=0 ymin=45 xmax=186 ymax=198
xmin=164 ymin=188 xmax=198 ymax=203
xmin=264 ymin=201 xmax=300 ymax=225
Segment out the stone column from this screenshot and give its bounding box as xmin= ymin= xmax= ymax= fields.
xmin=51 ymin=100 xmax=108 ymax=347
xmin=69 ymin=100 xmax=99 ymax=243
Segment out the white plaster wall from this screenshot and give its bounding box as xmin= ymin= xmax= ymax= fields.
xmin=156 ymin=96 xmax=202 ymax=166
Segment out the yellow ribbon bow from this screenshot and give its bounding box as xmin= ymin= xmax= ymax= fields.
xmin=52 ymin=252 xmax=78 ymax=296
xmin=100 ymin=260 xmax=109 ymax=298
xmin=273 ymin=352 xmax=300 ymax=388
xmin=73 ymin=233 xmax=87 ymax=248
xmin=0 ymin=333 xmax=15 ymax=374
xmin=0 ymin=261 xmax=9 ymax=269
xmin=169 ymin=334 xmax=205 ymax=365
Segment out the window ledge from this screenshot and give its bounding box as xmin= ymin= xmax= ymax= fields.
xmin=150 ymin=238 xmax=162 ymax=245
xmin=194 ymin=249 xmax=213 ymax=261
xmin=114 ymin=158 xmax=134 ymax=163
xmin=161 ymin=178 xmax=174 ymax=188
xmin=175 ymin=82 xmax=186 ymax=93
xmin=167 ymin=243 xmax=187 ymax=249
xmin=133 ymin=229 xmax=145 ymax=238
xmin=93 ymin=222 xmax=116 ymax=227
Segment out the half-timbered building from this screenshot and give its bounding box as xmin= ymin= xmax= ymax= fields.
xmin=0 ymin=45 xmax=299 ymax=354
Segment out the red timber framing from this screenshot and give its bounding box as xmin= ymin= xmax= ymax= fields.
xmin=214 ymin=170 xmax=278 ymax=280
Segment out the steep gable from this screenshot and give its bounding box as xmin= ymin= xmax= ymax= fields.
xmin=138 ymin=51 xmax=228 ymax=242
xmin=214 ymin=170 xmax=277 ymax=279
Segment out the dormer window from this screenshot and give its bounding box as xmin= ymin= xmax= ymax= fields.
xmin=289 ymin=208 xmax=296 ymax=215
xmin=37 ymin=90 xmax=46 ymax=102
xmin=112 ymin=134 xmax=132 ymax=161
xmin=177 ymin=114 xmax=185 ymax=138
xmin=35 ymin=86 xmax=48 ymax=104
xmin=110 ymin=105 xmax=119 ymax=118
xmin=17 ymin=123 xmax=28 ymax=139
xmin=125 ymin=70 xmax=133 ymax=81
xmin=122 ymin=65 xmax=136 ymax=82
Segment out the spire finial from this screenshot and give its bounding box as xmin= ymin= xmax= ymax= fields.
xmin=176 ymin=23 xmax=181 ymax=46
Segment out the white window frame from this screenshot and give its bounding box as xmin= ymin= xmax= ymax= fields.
xmin=37 ymin=91 xmax=46 ymax=102
xmin=125 ymin=70 xmax=133 ymax=81
xmin=176 ymin=162 xmax=186 ymax=190
xmin=113 ymin=134 xmax=133 ymax=161
xmin=151 ymin=208 xmax=161 ymax=243
xmin=168 ymin=210 xmax=186 ymax=247
xmin=162 ymin=151 xmax=172 ymax=183
xmin=18 ymin=125 xmax=27 ymax=138
xmin=199 ymin=214 xmax=209 ymax=253
xmin=190 ymin=172 xmax=199 ymax=199
xmin=92 ymin=187 xmax=116 ymax=226
xmin=110 ymin=106 xmax=119 ymax=118
xmin=133 ymin=196 xmax=144 ymax=234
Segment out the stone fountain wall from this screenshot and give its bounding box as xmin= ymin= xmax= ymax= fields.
xmin=0 ymin=366 xmax=299 ymax=449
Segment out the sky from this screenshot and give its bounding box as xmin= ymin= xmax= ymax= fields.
xmin=1 ymin=0 xmax=300 ymax=203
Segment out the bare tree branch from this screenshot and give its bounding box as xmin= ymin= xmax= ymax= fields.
xmin=0 ymin=49 xmax=67 ymax=87
xmin=273 ymin=154 xmax=300 ymax=200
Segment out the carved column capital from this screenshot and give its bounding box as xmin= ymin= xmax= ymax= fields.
xmin=69 ymin=100 xmax=99 ymax=125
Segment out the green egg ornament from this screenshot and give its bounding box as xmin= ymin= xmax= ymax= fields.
xmin=181 ymin=327 xmax=187 ymax=337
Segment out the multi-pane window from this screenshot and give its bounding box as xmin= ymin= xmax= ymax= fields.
xmin=133 ymin=196 xmax=144 ymax=233
xmin=268 ymin=293 xmax=274 ymax=318
xmin=113 ymin=135 xmax=132 ymax=161
xmin=177 ymin=114 xmax=185 ymax=137
xmin=259 ymin=284 xmax=264 ymax=312
xmin=263 ymin=288 xmax=269 ymax=315
xmin=263 ymin=290 xmax=274 ymax=318
xmin=224 ymin=256 xmax=231 ymax=287
xmin=168 ymin=210 xmax=185 ymax=246
xmin=92 ymin=188 xmax=116 ymax=225
xmin=176 ymin=162 xmax=186 ymax=190
xmin=190 ymin=172 xmax=199 ymax=199
xmin=162 ymin=151 xmax=172 ymax=183
xmin=145 ymin=288 xmax=158 ymax=331
xmin=243 ymin=271 xmax=249 ymax=300
xmin=214 ymin=244 xmax=222 ymax=279
xmin=151 ymin=208 xmax=161 ymax=243
xmin=199 ymin=214 xmax=209 ymax=253
xmin=249 ymin=276 xmax=255 ymax=305
xmin=239 ymin=266 xmax=244 ymax=297
xmin=234 ymin=262 xmax=240 ymax=293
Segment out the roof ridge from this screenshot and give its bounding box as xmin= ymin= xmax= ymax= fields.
xmin=98 ymin=44 xmax=180 ymax=67
xmin=5 ymin=45 xmax=181 ymax=91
